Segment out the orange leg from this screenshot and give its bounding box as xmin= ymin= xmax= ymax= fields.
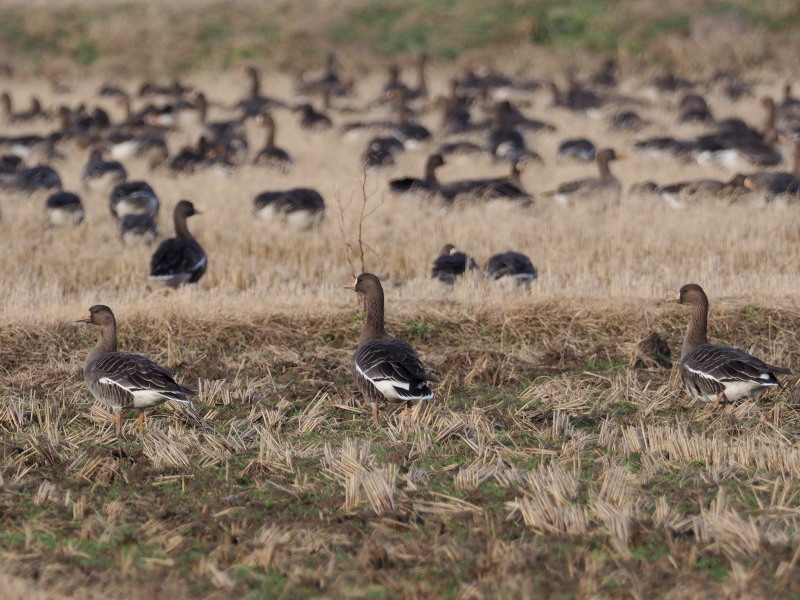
xmin=371 ymin=403 xmax=380 ymax=426
xmin=137 ymin=410 xmax=145 ymax=434
xmin=114 ymin=412 xmax=122 ymax=438
xmin=712 ymin=392 xmax=726 ymax=407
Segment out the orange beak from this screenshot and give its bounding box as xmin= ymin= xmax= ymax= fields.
xmin=76 ymin=313 xmax=91 ymax=323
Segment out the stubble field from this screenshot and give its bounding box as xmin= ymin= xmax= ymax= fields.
xmin=1 ymin=8 xmax=800 ymax=598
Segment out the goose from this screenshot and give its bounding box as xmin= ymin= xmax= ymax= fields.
xmin=149 ymin=200 xmax=207 ymax=288
xmin=118 ymin=213 xmax=158 ymax=245
xmin=557 ymin=138 xmax=596 ymax=162
xmin=1 ymin=93 xmax=44 ymax=123
xmin=81 ymin=148 xmax=127 ymax=191
xmin=295 ymin=52 xmax=348 ymax=97
xmin=441 ymin=159 xmax=533 ymax=205
xmin=742 ymin=138 xmax=800 ymax=202
xmin=360 ymin=135 xmax=404 ymax=171
xmin=546 ymin=148 xmax=623 ymax=206
xmin=193 ymin=92 xmax=247 ymax=161
xmin=389 ymin=153 xmax=444 ymax=196
xmin=252 ymin=111 xmax=293 ymax=172
xmin=45 ymin=191 xmax=84 ymax=226
xmin=253 ymin=188 xmax=325 ymax=229
xmin=346 ymin=273 xmax=439 ymax=424
xmin=431 ymin=244 xmax=478 ymax=283
xmin=78 ymin=305 xmax=193 ymax=437
xmin=674 ymin=284 xmax=790 ymax=404
xmin=294 ymin=103 xmax=333 ymax=131
xmin=109 ymin=180 xmax=159 ymax=220
xmin=4 ymin=164 xmax=62 ymax=194
xmin=237 ymin=66 xmax=286 ymax=116
xmin=485 ymin=251 xmax=538 ymax=288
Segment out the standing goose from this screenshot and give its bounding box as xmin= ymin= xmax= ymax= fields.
xmin=253 ymin=188 xmax=325 ymax=229
xmin=109 ymin=180 xmax=159 ymax=220
xmin=546 ymin=148 xmax=623 ymax=206
xmin=79 ymin=305 xmax=193 ymax=437
xmin=149 ymin=200 xmax=207 ymax=288
xmin=82 ymin=148 xmax=128 ymax=191
xmin=45 ymin=191 xmax=84 ymax=226
xmin=346 ymin=273 xmax=439 ymax=424
xmin=676 ymin=284 xmax=790 ymax=404
xmin=252 ymin=111 xmax=293 ymax=172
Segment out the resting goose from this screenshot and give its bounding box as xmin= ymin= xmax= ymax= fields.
xmin=675 ymin=284 xmax=790 ymax=404
xmin=82 ymin=148 xmax=127 ymax=191
xmin=109 ymin=180 xmax=159 ymax=220
xmin=431 ymin=244 xmax=478 ymax=283
xmin=149 ymin=200 xmax=207 ymax=288
xmin=294 ymin=103 xmax=333 ymax=131
xmin=45 ymin=191 xmax=84 ymax=226
xmin=5 ymin=164 xmax=62 ymax=194
xmin=546 ymin=148 xmax=623 ymax=206
xmin=346 ymin=273 xmax=439 ymax=424
xmin=118 ymin=213 xmax=158 ymax=245
xmin=485 ymin=251 xmax=538 ymax=288
xmin=361 ymin=135 xmax=405 ymax=171
xmin=252 ymin=111 xmax=293 ymax=172
xmin=557 ymin=138 xmax=596 ymax=162
xmin=78 ymin=305 xmax=193 ymax=437
xmin=389 ymin=153 xmax=444 ymax=196
xmin=441 ymin=159 xmax=533 ymax=205
xmin=253 ymin=188 xmax=325 ymax=229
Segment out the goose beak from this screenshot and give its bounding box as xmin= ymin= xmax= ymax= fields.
xmin=194 ymin=208 xmax=203 ymax=215
xmin=615 ymin=153 xmax=627 ymax=160
xmin=743 ymin=178 xmax=756 ymax=191
xmin=343 ymin=283 xmax=356 ymax=290
xmin=665 ymin=297 xmax=679 ymax=304
xmin=76 ymin=313 xmax=91 ymax=323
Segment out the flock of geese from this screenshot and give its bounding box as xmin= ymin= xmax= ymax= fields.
xmin=78 ymin=278 xmax=791 ymax=436
xmin=0 ymin=54 xmax=797 ymax=433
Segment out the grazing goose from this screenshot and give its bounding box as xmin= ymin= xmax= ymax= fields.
xmin=149 ymin=200 xmax=207 ymax=288
xmin=485 ymin=251 xmax=538 ymax=288
xmin=45 ymin=191 xmax=84 ymax=226
xmin=118 ymin=213 xmax=158 ymax=245
xmin=389 ymin=153 xmax=444 ymax=196
xmin=252 ymin=111 xmax=293 ymax=172
xmin=546 ymin=148 xmax=623 ymax=206
xmin=253 ymin=188 xmax=325 ymax=229
xmin=346 ymin=273 xmax=439 ymax=424
xmin=109 ymin=180 xmax=159 ymax=219
xmin=431 ymin=244 xmax=478 ymax=283
xmin=81 ymin=148 xmax=127 ymax=191
xmin=78 ymin=305 xmax=193 ymax=437
xmin=675 ymin=284 xmax=790 ymax=404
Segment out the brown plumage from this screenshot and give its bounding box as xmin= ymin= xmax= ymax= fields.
xmin=676 ymin=284 xmax=790 ymax=404
xmin=78 ymin=305 xmax=193 ymax=437
xmin=346 ymin=273 xmax=439 ymax=425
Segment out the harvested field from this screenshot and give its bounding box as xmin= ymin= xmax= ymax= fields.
xmin=1 ymin=1 xmax=800 ymax=598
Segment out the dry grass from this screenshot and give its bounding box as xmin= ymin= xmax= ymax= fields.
xmin=1 ymin=25 xmax=800 ymax=599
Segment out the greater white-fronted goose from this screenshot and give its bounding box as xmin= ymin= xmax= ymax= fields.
xmin=237 ymin=65 xmax=286 ymax=116
xmin=557 ymin=138 xmax=596 ymax=162
xmin=546 ymin=148 xmax=623 ymax=206
xmin=485 ymin=251 xmax=538 ymax=288
xmin=4 ymin=164 xmax=62 ymax=194
xmin=109 ymin=180 xmax=159 ymax=220
xmin=678 ymin=94 xmax=714 ymax=124
xmin=45 ymin=191 xmax=84 ymax=226
xmin=360 ymin=135 xmax=404 ymax=171
xmin=743 ymin=138 xmax=800 ymax=202
xmin=346 ymin=273 xmax=439 ymax=424
xmin=252 ymin=111 xmax=293 ymax=172
xmin=82 ymin=148 xmax=127 ymax=191
xmin=78 ymin=305 xmax=193 ymax=437
xmin=1 ymin=92 xmax=44 ymax=123
xmin=440 ymin=159 xmax=533 ymax=205
xmin=119 ymin=213 xmax=158 ymax=245
xmin=295 ymin=52 xmax=349 ymax=97
xmin=431 ymin=244 xmax=478 ymax=284
xmin=253 ymin=188 xmax=325 ymax=229
xmin=389 ymin=88 xmax=431 ymax=146
xmin=294 ymin=103 xmax=333 ymax=131
xmin=389 ymin=153 xmax=444 ymax=196
xmin=193 ymin=92 xmax=248 ymax=161
xmin=675 ymin=284 xmax=790 ymax=404
xmin=149 ymin=200 xmax=207 ymax=288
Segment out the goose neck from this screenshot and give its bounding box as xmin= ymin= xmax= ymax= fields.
xmin=682 ymin=301 xmax=709 ymax=359
xmin=360 ymin=292 xmax=387 ymax=343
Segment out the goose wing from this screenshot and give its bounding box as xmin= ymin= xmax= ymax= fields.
xmin=682 ymin=344 xmax=790 ymax=388
xmin=354 ymin=338 xmax=438 ymax=401
xmin=149 ymin=238 xmax=206 ymax=278
xmin=89 ymin=352 xmax=192 ymax=409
